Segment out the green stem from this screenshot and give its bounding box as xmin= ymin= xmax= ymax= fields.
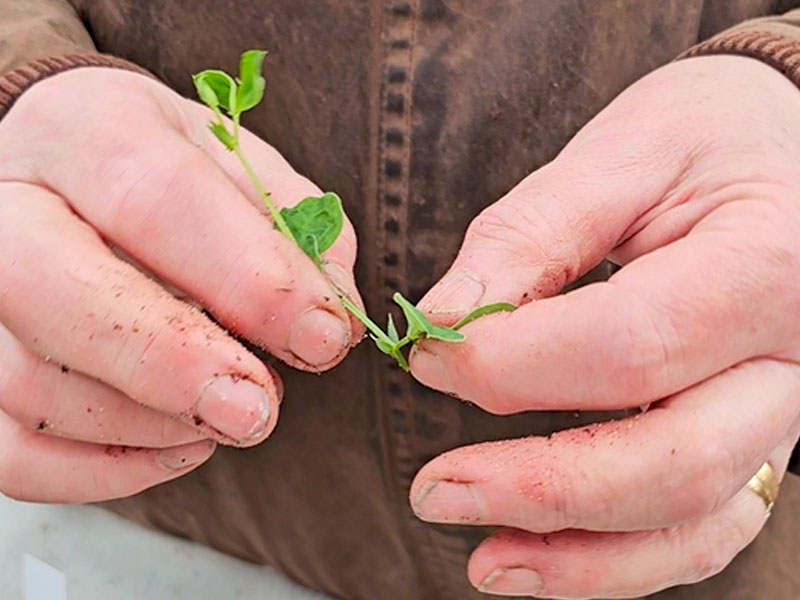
xmin=211 ymin=107 xmax=294 ymax=241
xmin=233 ymin=144 xmax=294 ymax=240
xmin=339 ymin=296 xmax=388 ymax=342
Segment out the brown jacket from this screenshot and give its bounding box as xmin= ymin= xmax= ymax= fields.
xmin=1 ymin=1 xmax=799 ymax=599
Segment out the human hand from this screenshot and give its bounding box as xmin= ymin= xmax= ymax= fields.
xmin=0 ymin=67 xmax=363 ymax=503
xmin=408 ymin=55 xmax=800 ymax=598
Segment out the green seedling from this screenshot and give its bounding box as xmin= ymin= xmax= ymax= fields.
xmin=193 ymin=50 xmax=516 ymax=370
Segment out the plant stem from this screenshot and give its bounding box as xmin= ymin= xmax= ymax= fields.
xmin=339 ymin=296 xmax=387 ymax=341
xmin=211 ymin=107 xmax=294 ymax=241
xmin=233 ymin=144 xmax=294 ymax=240
xmin=233 ymin=143 xmax=294 ymax=240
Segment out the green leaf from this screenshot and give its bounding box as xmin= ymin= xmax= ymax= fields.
xmin=392 ymin=293 xmax=434 ymax=340
xmin=236 ymin=50 xmax=267 ymax=113
xmin=192 ymin=70 xmax=237 ymax=114
xmin=208 ymin=123 xmax=236 ymax=150
xmin=279 ymin=193 xmax=344 ymax=263
xmin=371 ymin=334 xmax=396 ymax=356
xmin=427 ymin=325 xmax=465 ymax=342
xmin=453 ymin=302 xmax=517 ymax=330
xmin=387 ymin=313 xmax=400 ymax=343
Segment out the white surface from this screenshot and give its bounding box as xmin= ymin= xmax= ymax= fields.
xmin=0 ymin=493 xmax=334 ymax=600
xmin=24 ymin=554 xmax=66 ymax=600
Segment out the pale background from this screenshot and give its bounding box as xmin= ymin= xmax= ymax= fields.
xmin=0 ymin=493 xmax=335 ymax=600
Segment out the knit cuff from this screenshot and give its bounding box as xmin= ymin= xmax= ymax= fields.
xmin=0 ymin=53 xmax=150 ymax=121
xmin=679 ymin=29 xmax=800 ymax=90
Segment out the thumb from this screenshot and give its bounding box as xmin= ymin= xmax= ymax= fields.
xmin=417 ymin=70 xmax=697 ymax=319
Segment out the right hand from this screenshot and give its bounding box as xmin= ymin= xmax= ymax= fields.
xmin=0 ymin=66 xmax=364 ymax=503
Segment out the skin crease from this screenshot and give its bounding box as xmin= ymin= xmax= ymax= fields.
xmin=0 ymin=67 xmax=364 ymax=503
xmin=409 ymin=56 xmax=800 ymax=598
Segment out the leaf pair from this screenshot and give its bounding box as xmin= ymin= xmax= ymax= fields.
xmin=193 ymin=50 xmax=267 ymax=117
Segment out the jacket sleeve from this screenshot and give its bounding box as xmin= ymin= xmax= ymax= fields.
xmin=680 ymin=8 xmax=800 ymax=89
xmin=0 ymin=0 xmax=147 ymax=120
xmin=0 ymin=0 xmax=95 ymax=73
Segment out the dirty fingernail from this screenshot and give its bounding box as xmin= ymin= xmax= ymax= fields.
xmin=322 ymin=261 xmax=353 ymax=296
xmin=419 ymin=269 xmax=485 ymax=316
xmin=478 ymin=568 xmax=544 ymax=596
xmin=288 ymin=308 xmax=349 ymax=367
xmin=158 ymin=440 xmax=216 ymax=471
xmin=409 ymin=349 xmax=452 ymax=394
xmin=412 ymin=480 xmax=485 ymax=523
xmin=196 ymin=376 xmax=270 ymax=441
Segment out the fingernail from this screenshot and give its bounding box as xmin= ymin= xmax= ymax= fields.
xmin=478 ymin=568 xmax=544 ymax=596
xmin=322 ymin=260 xmax=352 ymax=296
xmin=420 ymin=269 xmax=485 ymax=316
xmin=158 ymin=440 xmax=216 ymax=471
xmin=288 ymin=308 xmax=349 ymax=367
xmin=412 ymin=480 xmax=485 ymax=523
xmin=409 ymin=349 xmax=453 ymax=395
xmin=196 ymin=376 xmax=270 ymax=441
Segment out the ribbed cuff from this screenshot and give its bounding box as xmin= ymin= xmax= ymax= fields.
xmin=680 ymin=29 xmax=800 ymax=90
xmin=0 ymin=53 xmax=150 ymax=121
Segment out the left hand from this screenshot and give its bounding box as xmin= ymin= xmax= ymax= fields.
xmin=408 ymin=55 xmax=800 ymax=598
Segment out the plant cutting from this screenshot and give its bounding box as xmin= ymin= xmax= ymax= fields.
xmin=193 ymin=50 xmax=515 ymax=370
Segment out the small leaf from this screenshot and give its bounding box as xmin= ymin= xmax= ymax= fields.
xmin=453 ymin=302 xmax=517 ymax=330
xmin=369 ymin=334 xmax=410 ymax=371
xmin=237 ymin=50 xmax=267 ymax=113
xmin=427 ymin=325 xmax=465 ymax=342
xmin=279 ymin=193 xmax=344 ymax=263
xmin=193 ymin=70 xmax=237 ymax=114
xmin=208 ymin=123 xmax=236 ymax=150
xmin=387 ymin=313 xmax=400 ymax=343
xmin=392 ymin=293 xmax=434 ymax=340
xmin=371 ymin=335 xmax=396 ymax=356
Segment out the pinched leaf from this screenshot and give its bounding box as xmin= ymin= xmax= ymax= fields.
xmin=453 ymin=302 xmax=517 ymax=330
xmin=392 ymin=293 xmax=433 ymax=340
xmin=279 ymin=193 xmax=344 ymax=264
xmin=427 ymin=325 xmax=465 ymax=342
xmin=193 ymin=70 xmax=237 ymax=114
xmin=371 ymin=334 xmax=396 ymax=356
xmin=208 ymin=123 xmax=236 ymax=150
xmin=237 ymin=50 xmax=267 ymax=112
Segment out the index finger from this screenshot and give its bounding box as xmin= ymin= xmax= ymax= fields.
xmin=410 ymin=358 xmax=800 ymax=533
xmin=410 ymin=209 xmax=800 ymax=412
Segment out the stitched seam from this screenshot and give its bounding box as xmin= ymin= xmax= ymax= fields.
xmin=376 ymin=2 xmax=463 ymax=599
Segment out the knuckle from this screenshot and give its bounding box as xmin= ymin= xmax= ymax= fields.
xmin=105 ymin=148 xmax=196 ymax=238
xmin=467 ymin=201 xmax=543 ymax=258
xmin=603 ymin=285 xmax=676 ymax=400
xmin=683 ymin=515 xmax=751 ymax=583
xmin=466 ymin=195 xmax=581 ymax=286
xmin=514 ymin=459 xmax=582 ymax=530
xmin=665 ymin=440 xmax=735 ymax=523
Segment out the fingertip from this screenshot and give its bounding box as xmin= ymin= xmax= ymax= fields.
xmin=157 ymin=439 xmax=216 ymax=471
xmin=408 ymin=346 xmax=455 ymax=396
xmin=191 ymin=375 xmax=278 ymax=447
xmin=322 ymin=259 xmax=367 ymax=341
xmin=417 ymin=269 xmax=487 ymax=324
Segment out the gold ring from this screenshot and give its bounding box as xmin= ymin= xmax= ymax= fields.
xmin=746 ymin=462 xmax=780 ymax=515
